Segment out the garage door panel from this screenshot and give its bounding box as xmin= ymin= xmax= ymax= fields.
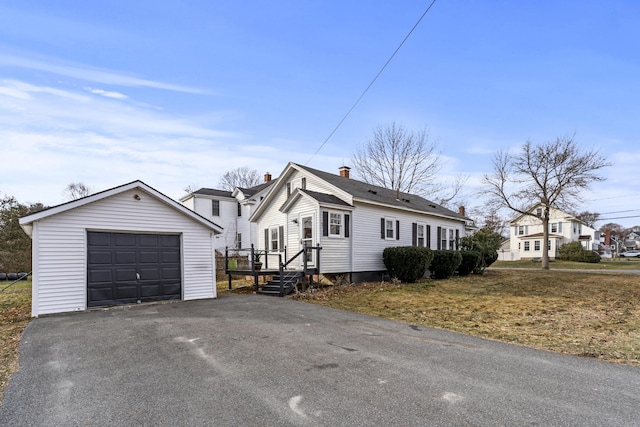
xmin=138 ymin=235 xmax=158 ymax=246
xmin=115 ymin=251 xmax=136 ymax=264
xmin=161 ymin=251 xmax=180 ymax=263
xmin=88 ymin=232 xmax=111 ymax=246
xmin=115 ymin=283 xmax=138 ymax=299
xmin=139 ymin=251 xmax=159 ymax=263
xmin=87 ymin=231 xmax=181 ymax=308
xmin=162 ymin=283 xmax=181 ymax=297
xmin=115 ymin=234 xmax=136 ymax=246
xmin=88 ymin=269 xmax=112 ymax=283
xmin=87 ymin=287 xmax=114 ymax=305
xmin=139 ymin=268 xmax=160 ymax=280
xmin=161 ymin=267 xmax=180 ymax=280
xmin=88 ymin=251 xmax=112 ymax=264
xmin=115 ymin=268 xmax=137 ymax=281
xmin=160 ymin=235 xmax=180 ymax=247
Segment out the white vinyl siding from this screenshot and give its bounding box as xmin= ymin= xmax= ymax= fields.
xmin=352 ymin=203 xmax=463 ymax=273
xmin=190 ymin=195 xmax=237 ymax=250
xmin=30 ymin=189 xmax=216 ymax=316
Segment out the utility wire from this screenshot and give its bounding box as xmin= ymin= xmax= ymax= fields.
xmin=305 ymin=0 xmax=438 ymax=165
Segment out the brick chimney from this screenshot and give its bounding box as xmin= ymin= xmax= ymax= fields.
xmin=605 ymin=229 xmax=611 ymax=246
xmin=339 ymin=166 xmax=350 ymax=178
xmin=264 ymin=172 xmax=272 ymax=182
xmin=459 ymin=206 xmax=466 ymax=217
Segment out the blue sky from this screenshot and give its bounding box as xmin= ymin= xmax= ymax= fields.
xmin=1 ymin=0 xmax=639 ymax=227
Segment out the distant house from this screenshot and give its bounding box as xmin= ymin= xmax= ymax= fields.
xmin=180 ymin=173 xmax=276 ymax=251
xmin=624 ymin=230 xmax=640 ymax=250
xmin=249 ymin=162 xmax=474 ymax=282
xmin=505 ymin=205 xmax=600 ymax=261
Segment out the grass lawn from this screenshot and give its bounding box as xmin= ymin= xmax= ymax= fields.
xmin=292 ymin=269 xmax=640 ymax=366
xmin=492 ymin=258 xmax=640 ymax=270
xmin=0 ymin=279 xmax=31 ymax=404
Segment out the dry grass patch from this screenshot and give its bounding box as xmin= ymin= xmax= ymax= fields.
xmin=0 ymin=280 xmax=31 ymax=404
xmin=293 ymin=270 xmax=640 ymax=365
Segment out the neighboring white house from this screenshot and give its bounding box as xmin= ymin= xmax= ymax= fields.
xmin=180 ymin=174 xmax=276 ymax=252
xmin=19 ymin=181 xmax=223 ymax=317
xmin=249 ymin=163 xmax=473 ymax=282
xmin=506 ymin=205 xmax=600 ymax=261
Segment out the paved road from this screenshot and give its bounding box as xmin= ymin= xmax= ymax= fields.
xmin=1 ymin=295 xmax=639 ymax=426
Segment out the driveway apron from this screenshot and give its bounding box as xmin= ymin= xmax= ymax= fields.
xmin=1 ymin=295 xmax=639 ymax=426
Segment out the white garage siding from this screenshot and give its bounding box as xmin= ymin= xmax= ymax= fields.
xmin=28 ymin=188 xmax=216 ymax=316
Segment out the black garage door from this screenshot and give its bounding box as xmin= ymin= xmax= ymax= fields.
xmin=87 ymin=231 xmax=181 ymax=307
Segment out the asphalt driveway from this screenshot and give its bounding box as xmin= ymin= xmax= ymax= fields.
xmin=1 ymin=295 xmax=639 ymax=426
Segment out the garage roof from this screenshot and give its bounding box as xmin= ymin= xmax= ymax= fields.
xmin=19 ymin=180 xmax=224 ymax=237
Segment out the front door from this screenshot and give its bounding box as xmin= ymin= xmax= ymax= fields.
xmin=300 ymin=214 xmax=315 ymax=267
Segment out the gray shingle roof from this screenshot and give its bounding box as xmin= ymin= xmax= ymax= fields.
xmin=298 ymin=189 xmax=353 ymax=207
xmin=237 ymin=179 xmax=277 ymax=197
xmin=295 ymin=163 xmax=467 ymax=220
xmin=193 ymin=188 xmax=234 ymax=198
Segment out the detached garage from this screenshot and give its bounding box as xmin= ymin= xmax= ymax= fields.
xmin=19 ymin=180 xmax=223 ymax=317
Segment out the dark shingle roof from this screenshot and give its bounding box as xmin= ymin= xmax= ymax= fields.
xmin=295 ymin=163 xmax=467 ymax=220
xmin=298 ymin=189 xmax=353 ymax=207
xmin=238 ymin=179 xmax=277 ymax=197
xmin=193 ymin=188 xmax=234 ymax=198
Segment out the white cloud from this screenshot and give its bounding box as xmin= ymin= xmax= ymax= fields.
xmin=0 ymin=53 xmax=208 ymax=94
xmin=84 ymin=87 xmax=128 ymax=99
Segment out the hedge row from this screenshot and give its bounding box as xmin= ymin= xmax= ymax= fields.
xmin=382 ymin=246 xmax=434 ymax=283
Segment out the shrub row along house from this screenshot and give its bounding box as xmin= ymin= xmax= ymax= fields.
xmin=182 ymin=162 xmax=474 ymax=283
xmin=499 ymin=205 xmax=601 ymax=261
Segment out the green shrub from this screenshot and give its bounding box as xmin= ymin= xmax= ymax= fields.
xmin=557 ymin=241 xmax=601 ymax=263
xmin=457 ymin=250 xmax=481 ymax=276
xmin=459 ymin=228 xmax=502 ymax=274
xmin=383 ymin=246 xmax=433 ymax=283
xmin=429 ymin=250 xmax=463 ymax=280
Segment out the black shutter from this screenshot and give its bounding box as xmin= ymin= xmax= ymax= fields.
xmin=264 ymin=229 xmax=269 ymax=251
xmin=344 ymin=214 xmax=350 ymax=238
xmin=279 ymin=226 xmax=284 ymax=251
xmin=412 ymin=223 xmax=417 ymax=246
xmin=437 ymin=226 xmax=442 ymax=250
xmin=396 ymin=220 xmax=400 ymax=240
xmin=455 ymin=229 xmax=460 ymax=250
xmin=427 ymin=225 xmax=431 ymax=248
xmin=381 ymin=218 xmax=385 ymax=239
xmin=322 ymin=211 xmax=329 ymax=236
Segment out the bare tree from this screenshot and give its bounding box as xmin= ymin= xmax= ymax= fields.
xmin=63 ymin=182 xmax=92 ymax=200
xmin=483 ymin=135 xmax=610 ymax=269
xmin=218 ymin=167 xmax=261 ymax=191
xmin=573 ymin=211 xmax=600 ymax=228
xmin=351 ymin=122 xmax=464 ymax=205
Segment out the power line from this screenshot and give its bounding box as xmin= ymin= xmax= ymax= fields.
xmin=598 ymin=215 xmax=640 ymax=221
xmin=597 ymin=209 xmax=640 ymax=215
xmin=305 ymin=0 xmax=438 ymax=165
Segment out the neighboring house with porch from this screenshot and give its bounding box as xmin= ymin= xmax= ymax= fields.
xmin=180 ymin=173 xmax=276 ymax=251
xmin=249 ymin=162 xmax=474 ymax=282
xmin=505 ymin=205 xmax=600 ymax=261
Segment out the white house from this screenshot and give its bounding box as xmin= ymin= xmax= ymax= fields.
xmin=19 ymin=181 xmax=223 ymax=317
xmin=180 ymin=174 xmax=276 ymax=252
xmin=506 ymin=205 xmax=600 ymax=261
xmin=249 ymin=163 xmax=473 ymax=282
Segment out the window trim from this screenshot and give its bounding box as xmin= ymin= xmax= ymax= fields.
xmin=524 ymin=241 xmax=530 ymax=251
xmin=329 ymin=212 xmax=342 ymax=237
xmin=211 ymin=199 xmax=220 ymax=217
xmin=384 ymin=217 xmax=396 ymax=240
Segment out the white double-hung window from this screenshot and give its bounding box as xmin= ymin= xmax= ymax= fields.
xmin=329 ymin=212 xmax=342 ymax=237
